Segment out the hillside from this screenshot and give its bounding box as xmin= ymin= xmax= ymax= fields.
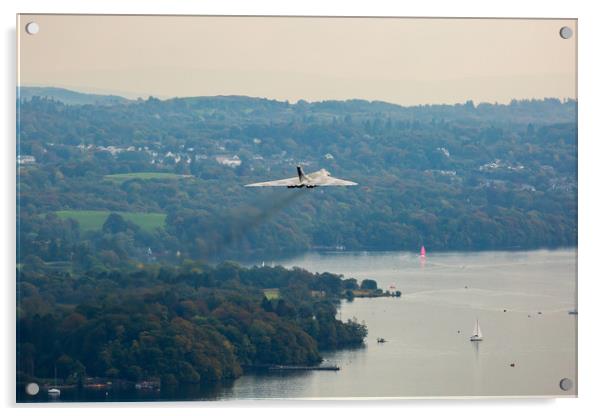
xmin=17 ymin=88 xmax=577 ymax=267
xmin=18 ymin=86 xmax=132 ymax=106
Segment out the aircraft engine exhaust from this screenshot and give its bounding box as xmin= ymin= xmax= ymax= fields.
xmin=206 ymin=190 xmax=307 ymax=259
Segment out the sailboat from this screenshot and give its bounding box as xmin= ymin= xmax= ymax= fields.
xmin=470 ymin=319 xmax=483 ymax=342
xmin=420 ymin=245 xmax=426 ymax=258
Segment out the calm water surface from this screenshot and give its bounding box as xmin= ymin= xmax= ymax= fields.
xmin=32 ymin=249 xmax=577 ymax=401
xmin=226 ymin=249 xmax=577 ymax=398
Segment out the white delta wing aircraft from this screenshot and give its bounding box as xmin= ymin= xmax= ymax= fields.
xmin=245 ymin=166 xmax=358 ymax=188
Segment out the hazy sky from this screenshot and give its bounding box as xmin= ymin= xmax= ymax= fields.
xmin=18 ymin=15 xmax=576 ymax=105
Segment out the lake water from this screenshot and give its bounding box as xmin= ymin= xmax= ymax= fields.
xmin=226 ymin=249 xmax=577 ymax=399
xmin=32 ymin=249 xmax=577 ymax=401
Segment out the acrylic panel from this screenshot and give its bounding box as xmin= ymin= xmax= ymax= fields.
xmin=16 ymin=15 xmax=577 ymax=401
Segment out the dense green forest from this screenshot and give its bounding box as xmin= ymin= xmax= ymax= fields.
xmin=18 ymin=261 xmax=369 ymax=386
xmin=17 ymin=88 xmax=577 ymax=269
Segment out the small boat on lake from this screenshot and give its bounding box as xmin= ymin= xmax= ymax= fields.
xmin=377 ymin=337 xmax=386 ymax=343
xmin=470 ymin=319 xmax=483 ymax=342
xmin=48 ymin=388 xmax=61 ymax=398
xmin=48 ymin=366 xmax=61 ymax=398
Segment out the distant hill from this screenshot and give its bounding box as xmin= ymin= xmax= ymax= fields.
xmin=17 ymin=90 xmax=577 ymax=260
xmin=18 ymin=86 xmax=577 ymax=124
xmin=18 ymin=86 xmax=131 ymax=106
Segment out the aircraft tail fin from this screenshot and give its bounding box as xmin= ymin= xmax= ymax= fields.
xmin=297 ymin=165 xmax=307 ymax=181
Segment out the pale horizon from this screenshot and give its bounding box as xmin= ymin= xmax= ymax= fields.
xmin=18 ymin=15 xmax=577 ymax=106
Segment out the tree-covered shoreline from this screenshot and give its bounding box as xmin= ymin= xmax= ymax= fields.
xmin=17 ymin=262 xmax=370 ymax=387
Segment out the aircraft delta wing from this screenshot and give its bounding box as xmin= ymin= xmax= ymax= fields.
xmin=245 ymin=166 xmax=357 ymax=188
xmin=244 ymin=176 xmax=302 ymax=187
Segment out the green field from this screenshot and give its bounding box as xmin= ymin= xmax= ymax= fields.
xmin=104 ymin=172 xmax=191 ymax=183
xmin=55 ymin=210 xmax=167 ymax=232
xmin=263 ymin=289 xmax=280 ymax=300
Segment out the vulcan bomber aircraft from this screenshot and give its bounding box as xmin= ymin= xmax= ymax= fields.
xmin=245 ymin=166 xmax=358 ymax=188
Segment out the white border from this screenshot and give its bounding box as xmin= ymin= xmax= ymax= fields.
xmin=3 ymin=1 xmax=601 ymax=415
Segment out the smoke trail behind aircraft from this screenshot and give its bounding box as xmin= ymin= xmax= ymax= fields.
xmin=204 ymin=190 xmax=308 ymax=259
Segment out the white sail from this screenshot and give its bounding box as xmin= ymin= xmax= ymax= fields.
xmin=473 ymin=320 xmax=483 ymax=338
